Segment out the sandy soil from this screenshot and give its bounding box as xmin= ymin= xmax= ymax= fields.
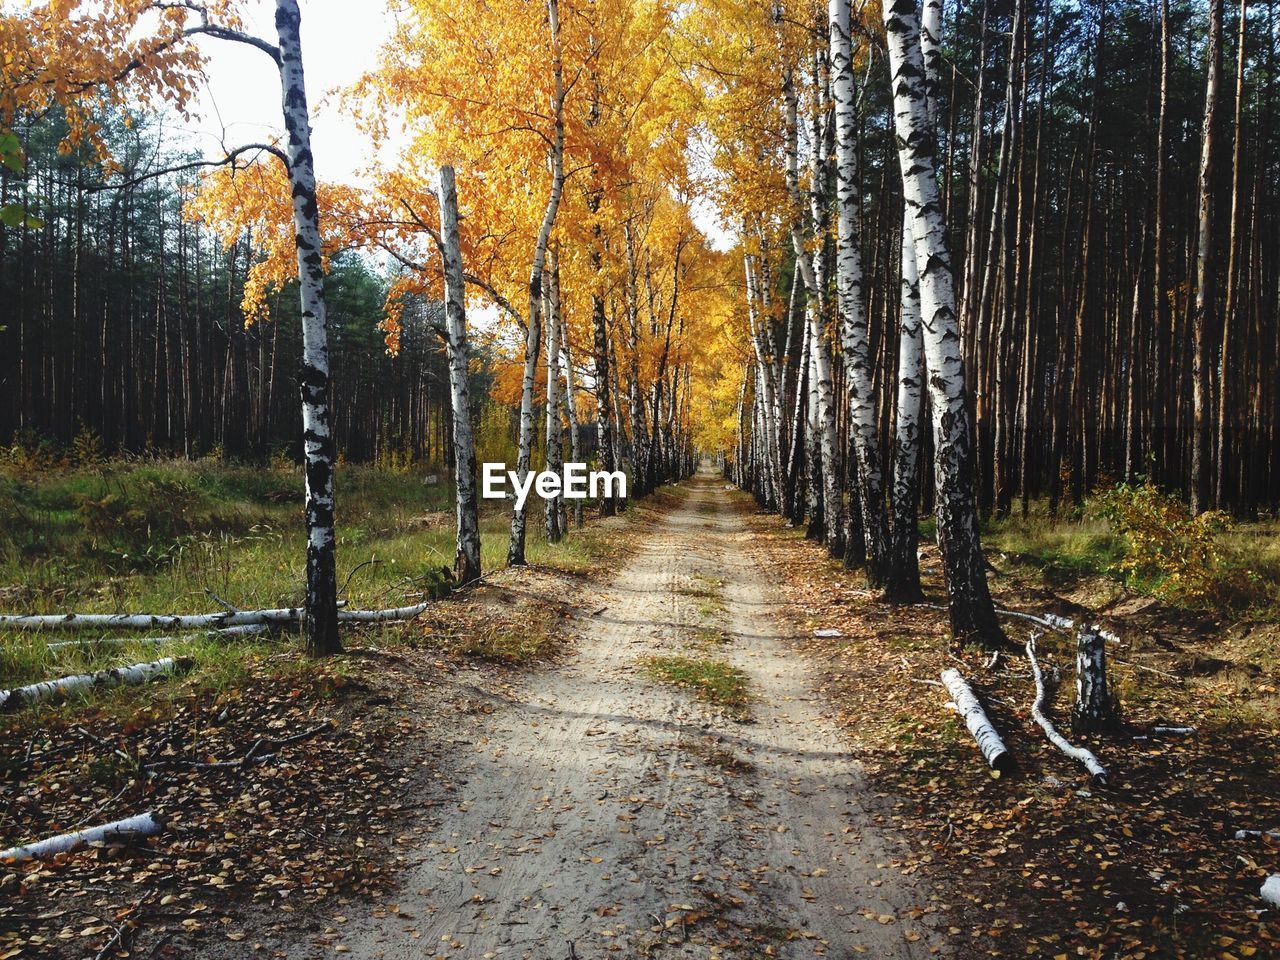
xmin=273 ymin=469 xmax=943 ymax=959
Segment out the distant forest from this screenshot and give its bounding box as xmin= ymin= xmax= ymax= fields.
xmin=5 ymin=0 xmax=1280 ymax=520
xmin=0 ymin=112 xmax=456 ymax=465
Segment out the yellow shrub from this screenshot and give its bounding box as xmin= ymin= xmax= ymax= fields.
xmin=1096 ymin=483 xmax=1259 ymax=608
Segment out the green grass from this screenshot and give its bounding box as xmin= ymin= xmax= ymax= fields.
xmin=0 ymin=457 xmax=614 ymax=690
xmin=641 ymin=655 xmax=750 ymax=719
xmin=983 ymin=510 xmax=1128 ymax=588
xmin=983 ymin=497 xmax=1280 ymax=612
xmin=0 ymin=632 xmax=357 ymax=736
xmin=676 ymin=573 xmax=726 ymax=620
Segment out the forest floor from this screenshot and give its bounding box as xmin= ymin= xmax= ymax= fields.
xmin=3 ymin=462 xmax=1279 ymax=959
xmin=749 ymin=504 xmax=1280 ymax=960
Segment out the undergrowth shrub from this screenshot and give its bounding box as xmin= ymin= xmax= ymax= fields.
xmin=1095 ymin=482 xmax=1263 ymax=609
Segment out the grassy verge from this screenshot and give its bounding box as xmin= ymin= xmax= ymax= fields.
xmin=0 ymin=457 xmax=620 ymax=692
xmin=982 ymin=490 xmax=1280 ymax=614
xmin=641 ymin=654 xmax=750 ymax=719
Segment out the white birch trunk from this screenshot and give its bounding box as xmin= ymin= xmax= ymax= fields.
xmin=1072 ymin=625 xmax=1119 ymax=734
xmin=940 ymin=668 xmax=1014 ymax=774
xmin=509 ymin=0 xmax=567 ymax=565
xmin=47 ymin=624 xmax=268 ymax=651
xmin=887 ymin=214 xmax=926 ymax=603
xmin=783 ymin=72 xmax=839 ymax=549
xmin=830 ymin=0 xmax=890 ymax=582
xmin=1 ymin=604 xmax=425 ymax=635
xmin=544 ymin=251 xmax=565 ymax=542
xmin=624 ymin=225 xmax=650 ymax=499
xmin=337 ymin=602 xmax=430 ymax=622
xmin=437 ymin=166 xmax=482 ymax=584
xmin=882 ymin=0 xmax=1003 ymax=645
xmin=0 ymin=658 xmax=194 ymax=711
xmin=275 ymin=0 xmax=339 ymax=655
xmin=0 ymin=609 xmax=302 ymax=631
xmin=744 ymin=251 xmax=784 ymax=510
xmin=0 ymin=812 xmax=163 ymax=863
xmin=805 ymin=320 xmax=825 ymax=537
xmin=563 ymin=332 xmax=585 ymax=527
xmin=1261 ymin=876 xmax=1280 ymax=909
xmin=884 ymin=0 xmax=938 ymax=604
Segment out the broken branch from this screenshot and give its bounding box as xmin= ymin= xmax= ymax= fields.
xmin=1026 ymin=634 xmax=1108 ymax=784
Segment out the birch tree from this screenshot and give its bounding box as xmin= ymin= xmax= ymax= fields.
xmin=437 ymin=166 xmax=482 ymax=584
xmin=544 ymin=247 xmax=567 ymax=541
xmin=272 ymin=0 xmax=341 ymax=654
xmin=885 ymin=0 xmax=940 ymax=603
xmin=783 ymin=71 xmax=841 ymax=555
xmin=508 ymin=0 xmax=567 ymax=565
xmin=829 ymin=0 xmax=889 ymax=583
xmin=882 ymin=0 xmax=1003 ymax=645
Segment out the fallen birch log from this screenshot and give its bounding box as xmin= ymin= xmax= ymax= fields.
xmin=0 ymin=657 xmax=194 ymax=711
xmin=940 ymin=668 xmax=1015 ymax=774
xmin=47 ymin=624 xmax=268 ymax=652
xmin=0 ymin=812 xmax=163 ymax=862
xmin=1026 ymin=635 xmax=1108 ymax=784
xmin=0 ymin=607 xmax=311 ymax=632
xmin=1262 ymin=875 xmax=1280 ymax=909
xmin=993 ymin=608 xmax=1122 ymax=645
xmin=337 ymin=602 xmax=429 ymax=623
xmin=0 ymin=601 xmax=425 ymax=632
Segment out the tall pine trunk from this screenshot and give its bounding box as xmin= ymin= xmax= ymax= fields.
xmin=1191 ymin=0 xmax=1223 ymax=515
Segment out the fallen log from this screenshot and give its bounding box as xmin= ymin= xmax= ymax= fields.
xmin=337 ymin=602 xmax=430 ymax=623
xmin=0 ymin=812 xmax=163 ymax=862
xmin=0 ymin=607 xmax=309 ymax=632
xmin=1026 ymin=634 xmax=1108 ymax=784
xmin=940 ymin=668 xmax=1015 ymax=775
xmin=0 ymin=600 xmax=425 ymax=632
xmin=993 ymin=608 xmax=1122 ymax=646
xmin=47 ymin=624 xmax=268 ymax=652
xmin=0 ymin=657 xmax=194 ymax=711
xmin=1262 ymin=875 xmax=1280 ymax=909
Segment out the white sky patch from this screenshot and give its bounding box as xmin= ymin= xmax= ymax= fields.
xmin=175 ymin=0 xmax=396 ymax=186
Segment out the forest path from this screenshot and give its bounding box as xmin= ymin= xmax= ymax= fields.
xmin=327 ymin=467 xmax=940 ymax=959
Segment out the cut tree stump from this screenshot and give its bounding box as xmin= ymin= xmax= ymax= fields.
xmin=0 ymin=657 xmax=194 ymax=711
xmin=0 ymin=812 xmax=163 ymax=862
xmin=1072 ymin=625 xmax=1121 ymax=734
xmin=940 ymin=668 xmax=1015 ymax=775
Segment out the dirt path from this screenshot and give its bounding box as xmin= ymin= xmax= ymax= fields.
xmin=312 ymin=469 xmax=941 ymax=959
